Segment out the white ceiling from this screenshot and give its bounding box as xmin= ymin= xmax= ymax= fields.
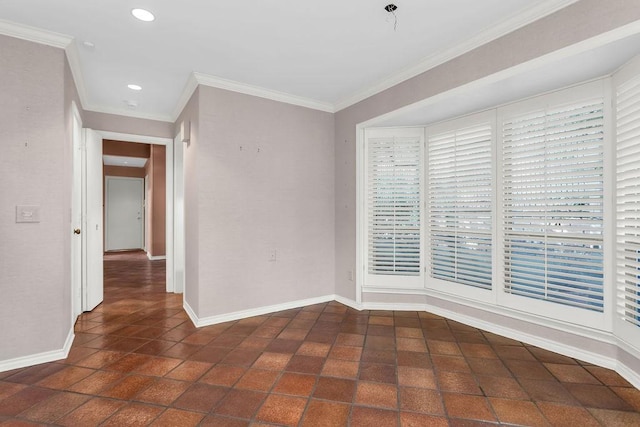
xmin=103 ymin=155 xmax=147 ymax=168
xmin=0 ymin=0 xmax=578 ymax=122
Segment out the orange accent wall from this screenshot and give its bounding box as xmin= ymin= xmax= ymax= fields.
xmin=103 ymin=139 xmax=150 ymax=158
xmin=151 ymin=145 xmax=166 ymax=256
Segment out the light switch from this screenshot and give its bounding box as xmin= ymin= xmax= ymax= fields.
xmin=16 ymin=205 xmax=40 ymax=223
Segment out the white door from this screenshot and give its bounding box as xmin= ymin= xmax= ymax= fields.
xmin=83 ymin=128 xmax=104 ymax=311
xmin=105 ymin=177 xmax=145 ymax=251
xmin=71 ymin=106 xmax=83 ymax=319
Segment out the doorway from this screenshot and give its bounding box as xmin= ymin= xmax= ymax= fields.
xmin=72 ymin=127 xmax=184 ymax=320
xmin=105 ymin=176 xmax=145 ymax=251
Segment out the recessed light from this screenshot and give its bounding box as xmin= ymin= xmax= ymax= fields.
xmin=131 ymin=8 xmax=155 ymax=22
xmin=127 ymin=84 xmax=142 ymax=91
xmin=82 ymin=41 xmax=95 ymax=49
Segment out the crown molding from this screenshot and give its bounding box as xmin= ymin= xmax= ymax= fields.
xmin=334 ymin=0 xmax=581 ymax=111
xmin=171 ymin=73 xmax=199 ymax=121
xmin=0 ymin=19 xmax=72 ymax=48
xmin=193 ymin=72 xmax=335 ymax=113
xmin=0 ymin=1 xmax=582 ymax=122
xmin=64 ymin=42 xmax=90 ymax=110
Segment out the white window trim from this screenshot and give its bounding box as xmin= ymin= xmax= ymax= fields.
xmin=362 ymin=127 xmax=426 ymax=291
xmin=425 ymin=109 xmax=497 ymax=305
xmin=496 ymin=79 xmax=611 ymax=331
xmin=613 ymin=54 xmax=640 ymax=345
xmin=358 ymin=78 xmax=614 ymax=332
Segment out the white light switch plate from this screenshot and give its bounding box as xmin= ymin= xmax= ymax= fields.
xmin=16 ymin=205 xmax=40 ymax=223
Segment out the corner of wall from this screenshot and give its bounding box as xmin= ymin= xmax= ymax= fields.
xmin=0 ymin=328 xmax=74 ymax=373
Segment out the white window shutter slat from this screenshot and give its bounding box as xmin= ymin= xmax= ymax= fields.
xmin=617 ymin=74 xmax=640 ymax=328
xmin=366 ymin=132 xmax=423 ymax=280
xmin=428 ymin=122 xmax=493 ymax=290
xmin=502 ymin=97 xmax=605 ymax=312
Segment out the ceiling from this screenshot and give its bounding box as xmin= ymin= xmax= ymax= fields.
xmin=103 ymin=155 xmax=148 ymax=168
xmin=374 ymin=32 xmax=640 ymax=127
xmin=0 ymin=0 xmax=579 ymax=122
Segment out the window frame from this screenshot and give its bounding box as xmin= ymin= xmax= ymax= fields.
xmin=614 ymin=55 xmax=640 ymax=344
xmin=425 ymin=110 xmax=497 ymax=304
xmin=362 ymin=127 xmax=426 ymax=291
xmin=496 ymin=79 xmax=612 ymax=331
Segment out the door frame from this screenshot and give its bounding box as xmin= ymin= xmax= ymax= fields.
xmin=98 ymin=131 xmax=181 ymax=294
xmin=71 ymin=102 xmax=83 ymax=321
xmin=105 ymin=176 xmax=145 ymax=251
xmin=72 ymin=129 xmax=184 ymax=320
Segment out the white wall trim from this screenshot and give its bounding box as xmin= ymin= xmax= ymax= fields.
xmin=187 ymin=295 xmax=336 ymax=328
xmin=334 ymin=293 xmax=634 ymax=383
xmin=147 ymin=253 xmax=166 ymax=261
xmin=333 ymin=295 xmax=361 ymax=311
xmin=616 ymin=338 xmax=640 ymax=389
xmin=0 ymin=18 xmax=72 ymax=48
xmin=97 ymin=131 xmax=172 ymax=146
xmin=424 ymin=300 xmax=617 ymax=369
xmin=0 ymin=328 xmax=74 ymax=373
xmin=617 ymin=361 xmax=640 ymax=390
xmin=362 ymin=284 xmax=614 ymax=340
xmin=65 ymin=42 xmax=90 ymax=112
xmin=183 ymin=300 xmax=199 ymax=328
xmin=172 ymin=74 xmax=199 ymax=122
xmin=333 ymin=0 xmax=580 ymax=111
xmin=193 ymin=72 xmax=335 ymax=113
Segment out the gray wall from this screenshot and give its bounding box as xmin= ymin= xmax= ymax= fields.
xmin=84 ymin=110 xmax=173 ymax=138
xmin=182 ymin=86 xmax=335 ymax=318
xmin=334 ymin=0 xmax=640 ymax=300
xmin=0 ymin=35 xmax=71 ymax=360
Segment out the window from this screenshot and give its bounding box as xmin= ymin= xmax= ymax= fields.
xmin=364 ymin=128 xmax=424 ymax=288
xmin=360 ymin=80 xmax=610 ymax=324
xmin=428 ymin=117 xmax=493 ymax=290
xmin=617 ymin=71 xmax=640 ymax=327
xmin=501 ymin=90 xmax=605 ymax=312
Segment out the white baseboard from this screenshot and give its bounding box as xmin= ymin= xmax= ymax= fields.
xmin=333 ymin=294 xmax=362 ymax=311
xmin=183 ymin=299 xmax=199 ymax=327
xmin=333 ymin=292 xmax=638 ymax=385
xmin=617 ymin=360 xmax=640 ymax=390
xmin=187 ymin=295 xmax=336 ymax=328
xmin=4 ymin=293 xmax=640 ymax=391
xmin=615 ymin=338 xmax=640 ymax=389
xmin=425 ymin=302 xmax=617 ymax=369
xmin=147 ymin=252 xmax=166 ymax=261
xmin=0 ymin=328 xmax=74 ymax=373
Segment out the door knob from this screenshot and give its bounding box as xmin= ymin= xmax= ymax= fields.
xmin=74 ymin=228 xmax=81 ymax=235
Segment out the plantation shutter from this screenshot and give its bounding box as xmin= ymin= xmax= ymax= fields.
xmin=502 ymin=96 xmax=605 ymax=311
xmin=428 ymin=122 xmax=493 ymax=290
xmin=365 ymin=129 xmax=424 ymax=287
xmin=616 ymin=72 xmax=640 ymax=327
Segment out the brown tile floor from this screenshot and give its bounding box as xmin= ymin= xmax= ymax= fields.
xmin=1 ymin=251 xmax=640 ymax=426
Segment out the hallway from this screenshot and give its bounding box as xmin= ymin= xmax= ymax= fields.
xmin=0 ymin=253 xmax=639 ymax=425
